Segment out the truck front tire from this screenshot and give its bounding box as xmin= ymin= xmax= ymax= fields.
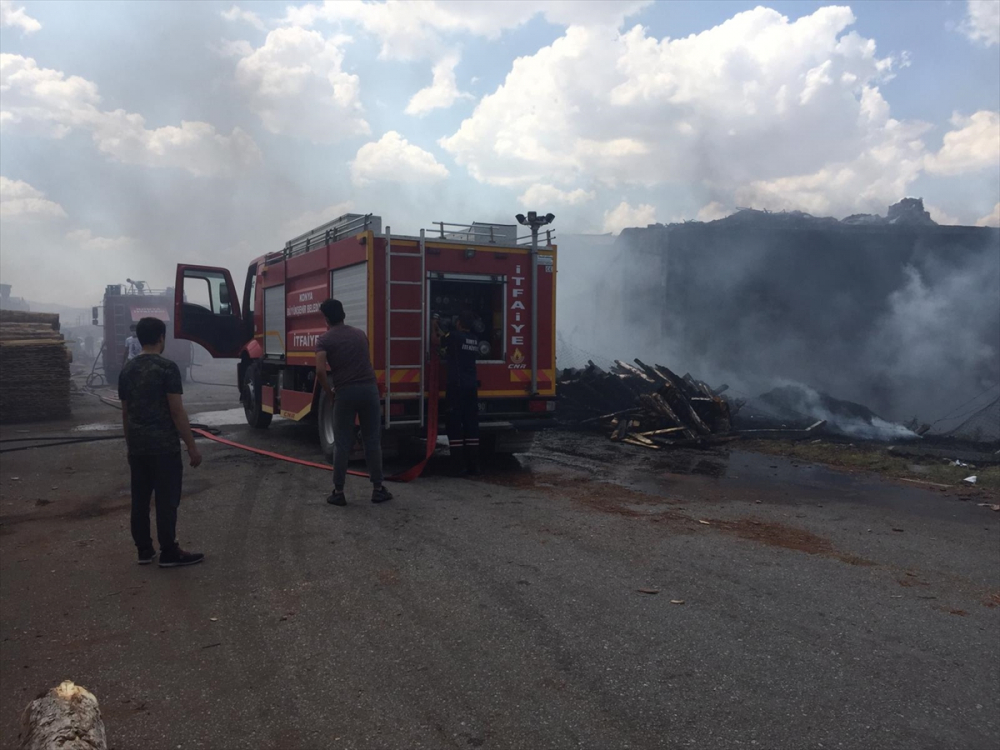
xmin=243 ymin=363 xmax=272 ymax=429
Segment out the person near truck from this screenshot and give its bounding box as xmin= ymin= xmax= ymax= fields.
xmin=315 ymin=298 xmax=393 ymax=506
xmin=433 ymin=310 xmax=481 ymax=475
xmin=118 ymin=316 xmax=204 ymax=568
xmin=123 ymin=323 xmax=142 ymax=365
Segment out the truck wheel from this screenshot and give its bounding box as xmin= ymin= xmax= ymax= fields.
xmin=317 ymin=389 xmax=336 ymax=459
xmin=243 ymin=363 xmax=272 ymax=429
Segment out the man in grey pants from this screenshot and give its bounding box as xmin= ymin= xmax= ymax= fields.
xmin=315 ymin=298 xmax=392 ymax=506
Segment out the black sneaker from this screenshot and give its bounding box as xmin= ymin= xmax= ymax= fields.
xmin=327 ymin=490 xmax=347 ymax=506
xmin=158 ymin=548 xmax=205 ymax=568
xmin=371 ymin=486 xmax=393 ymax=504
xmin=137 ymin=549 xmax=157 ymax=565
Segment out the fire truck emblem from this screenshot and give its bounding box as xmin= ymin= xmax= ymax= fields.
xmin=511 ymin=348 xmax=524 ymax=364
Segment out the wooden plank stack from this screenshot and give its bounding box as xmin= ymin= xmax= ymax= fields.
xmin=558 ymin=359 xmax=736 ymax=449
xmin=0 ymin=310 xmax=71 ymax=424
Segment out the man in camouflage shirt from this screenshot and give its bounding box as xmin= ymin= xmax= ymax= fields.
xmin=118 ymin=317 xmax=204 ymax=567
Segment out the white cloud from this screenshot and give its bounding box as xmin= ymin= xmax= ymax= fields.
xmin=350 ymin=131 xmax=449 ymax=186
xmin=441 ymin=6 xmax=923 ymax=216
xmin=976 ymin=202 xmax=1000 ymax=227
xmin=733 ymin=115 xmax=930 ymax=216
xmin=0 ymin=0 xmax=40 ymax=34
xmin=282 ymin=0 xmax=651 ymax=61
xmin=405 ymin=54 xmax=472 ymax=116
xmin=0 ymin=176 xmax=67 ymax=221
xmin=518 ymin=184 xmax=595 ymax=207
xmin=602 ymin=201 xmax=656 ymax=233
xmin=961 ymin=0 xmax=1000 ymax=46
xmin=0 ymin=54 xmax=261 ymax=176
xmin=233 ymin=27 xmax=369 ymax=143
xmin=924 ymin=111 xmax=1000 ymax=176
xmin=284 ymin=200 xmax=355 ymax=235
xmin=696 ymin=202 xmax=730 ymax=221
xmin=221 ymin=4 xmax=265 ymax=31
xmin=213 ymin=39 xmax=255 ymax=58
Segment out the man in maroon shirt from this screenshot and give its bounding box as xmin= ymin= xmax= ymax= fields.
xmin=315 ymin=298 xmax=392 ymax=506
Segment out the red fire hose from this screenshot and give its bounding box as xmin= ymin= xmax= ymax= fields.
xmin=191 ymin=360 xmax=440 ymax=483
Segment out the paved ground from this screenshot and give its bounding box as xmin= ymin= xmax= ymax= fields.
xmin=1 ymin=374 xmax=998 ymax=750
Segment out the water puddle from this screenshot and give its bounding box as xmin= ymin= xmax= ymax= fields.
xmin=72 ymin=423 xmax=119 ymax=432
xmin=190 ymin=407 xmax=250 ymax=427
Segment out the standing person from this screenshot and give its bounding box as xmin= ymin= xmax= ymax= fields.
xmin=315 ymin=298 xmax=393 ymax=506
xmin=122 ymin=323 xmax=142 ymax=366
xmin=433 ymin=311 xmax=481 ymax=475
xmin=118 ymin=317 xmax=204 ymax=567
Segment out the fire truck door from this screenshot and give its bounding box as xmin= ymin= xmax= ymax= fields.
xmin=173 ymin=264 xmax=249 ymax=358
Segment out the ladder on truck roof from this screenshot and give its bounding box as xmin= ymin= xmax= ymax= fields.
xmin=384 ymin=227 xmax=426 ymax=430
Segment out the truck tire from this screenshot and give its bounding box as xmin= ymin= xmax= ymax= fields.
xmin=317 ymin=389 xmax=336 ymax=459
xmin=243 ymin=363 xmax=272 ymax=429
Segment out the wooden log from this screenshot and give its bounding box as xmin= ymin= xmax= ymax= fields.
xmin=613 ymin=359 xmax=655 ymax=383
xmin=633 ymin=358 xmax=666 ymax=385
xmin=628 ymin=432 xmax=657 ymax=446
xmin=0 ymin=310 xmax=60 ymax=330
xmin=579 ymin=407 xmax=642 ymax=425
xmin=610 ymin=415 xmax=632 ymax=442
xmin=660 ymin=383 xmax=712 ymax=436
xmin=637 ymin=426 xmax=687 ymax=437
xmin=0 ymin=339 xmax=67 ymax=348
xmin=623 ymin=437 xmax=660 ymax=449
xmin=643 ymin=393 xmax=681 ymax=423
xmin=0 ymin=332 xmax=64 ymax=342
xmin=652 ymin=363 xmax=701 ymax=400
xmin=19 ymin=681 xmax=107 ymax=750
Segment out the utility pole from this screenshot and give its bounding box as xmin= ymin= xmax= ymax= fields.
xmin=515 ymin=211 xmax=554 ymax=395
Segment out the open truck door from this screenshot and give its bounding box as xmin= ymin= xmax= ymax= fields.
xmin=173 ymin=265 xmax=249 ymax=358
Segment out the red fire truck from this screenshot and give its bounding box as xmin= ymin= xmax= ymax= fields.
xmin=172 ymin=213 xmax=557 ymax=456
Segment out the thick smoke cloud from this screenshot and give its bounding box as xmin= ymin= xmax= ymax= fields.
xmin=556 ymin=220 xmax=1000 ymax=427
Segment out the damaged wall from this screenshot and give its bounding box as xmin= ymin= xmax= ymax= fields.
xmin=602 ymin=208 xmax=1000 ymax=425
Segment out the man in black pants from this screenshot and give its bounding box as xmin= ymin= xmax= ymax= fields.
xmin=119 ymin=317 xmax=204 ymax=567
xmin=315 ymin=298 xmax=393 ymax=506
xmin=434 ymin=310 xmax=481 ymax=475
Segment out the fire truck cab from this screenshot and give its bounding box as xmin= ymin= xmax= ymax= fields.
xmin=172 ymin=214 xmax=557 ymax=456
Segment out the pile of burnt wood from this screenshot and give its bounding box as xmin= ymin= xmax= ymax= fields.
xmin=557 ymin=360 xmax=739 ymax=449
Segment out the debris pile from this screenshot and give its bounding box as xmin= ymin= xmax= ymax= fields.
xmin=738 ymin=384 xmax=916 ymax=441
xmin=947 ymin=396 xmax=1000 ymax=444
xmin=558 ymin=360 xmax=735 ymax=449
xmin=0 ymin=310 xmax=71 ymax=424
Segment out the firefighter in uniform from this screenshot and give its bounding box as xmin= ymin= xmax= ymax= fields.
xmin=433 ymin=310 xmax=481 ymax=475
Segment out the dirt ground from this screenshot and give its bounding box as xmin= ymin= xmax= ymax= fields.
xmin=1 ymin=370 xmax=998 ymax=749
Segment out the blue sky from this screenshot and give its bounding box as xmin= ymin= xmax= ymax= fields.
xmin=1 ymin=0 xmax=998 ymax=305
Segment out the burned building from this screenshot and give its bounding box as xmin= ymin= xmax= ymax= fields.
xmin=611 ymin=200 xmax=1000 ymax=425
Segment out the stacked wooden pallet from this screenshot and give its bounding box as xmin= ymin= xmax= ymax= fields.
xmin=0 ymin=310 xmax=71 ymax=423
xmin=558 ymin=359 xmax=737 ymax=449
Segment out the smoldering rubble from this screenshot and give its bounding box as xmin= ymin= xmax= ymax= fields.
xmin=557 ymin=358 xmax=924 ymax=449
xmin=556 ymin=199 xmax=1000 ymax=432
